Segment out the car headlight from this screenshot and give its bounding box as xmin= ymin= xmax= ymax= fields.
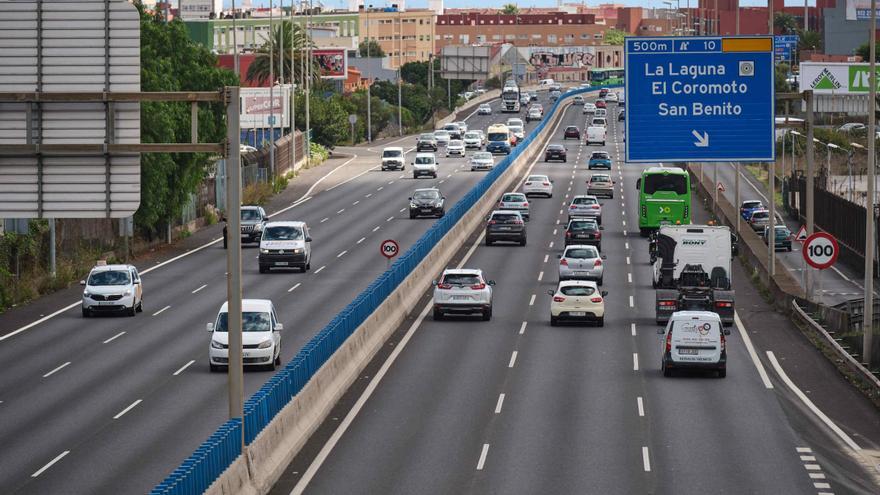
xmin=211 ymin=340 xmax=226 ymax=349
xmin=410 ymin=202 xmax=417 ymax=208
xmin=257 ymin=340 xmax=273 ymax=349
xmin=260 ymin=248 xmax=270 ymax=254
xmin=123 ymin=290 xmax=132 ymax=297
xmin=253 ymin=223 xmax=263 ymax=231
xmin=293 ymin=248 xmax=303 ymax=254
xmin=83 ymin=290 xmax=91 ymax=297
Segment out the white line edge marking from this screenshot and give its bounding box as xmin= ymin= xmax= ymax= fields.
xmin=543 ymin=254 xmax=549 ymax=263
xmin=357 ymin=237 xmax=366 ymax=244
xmin=314 ymin=266 xmax=326 ymax=274
xmin=191 ymin=284 xmax=207 ymax=294
xmin=337 ymin=250 xmax=347 ymax=258
xmin=637 ymin=396 xmax=645 ymax=417
xmin=537 ymin=271 xmax=544 ymax=281
xmin=42 ymin=361 xmax=71 ymax=378
xmin=152 ymin=305 xmax=171 ymax=316
xmin=642 ymin=446 xmax=651 ymax=472
xmin=113 ymin=399 xmax=143 ymax=420
xmin=734 ymin=312 xmax=774 ymax=389
xmin=386 ymin=216 xmax=394 ymax=222
xmin=627 ymin=273 xmax=632 ymax=283
xmin=173 ymin=360 xmax=196 ymax=376
xmin=288 ymin=283 xmax=301 ymax=293
xmin=103 ymin=331 xmax=125 ymax=344
xmin=633 ymin=353 xmax=639 ymax=371
xmin=508 ymin=351 xmax=518 ymax=368
xmin=320 ymin=217 xmax=329 ymax=223
xmin=477 ymin=443 xmax=490 ymax=470
xmin=31 ymin=450 xmax=70 ymax=478
xmin=494 ymin=394 xmax=505 ymax=414
xmin=766 ymin=350 xmax=861 ymax=451
xmin=372 ymin=226 xmax=381 ymax=232
xmin=519 ymin=321 xmax=527 ymax=335
xmin=796 ymin=447 xmax=813 ymax=453
xmin=337 ymin=209 xmax=345 ymax=214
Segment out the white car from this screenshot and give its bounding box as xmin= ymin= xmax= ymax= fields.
xmin=477 ymin=104 xmax=492 ymax=115
xmin=498 ymin=191 xmax=530 ymax=220
xmin=527 ymin=108 xmax=543 ymax=122
xmin=433 ymin=130 xmax=451 ymax=147
xmin=661 ymin=311 xmax=727 ymax=378
xmin=522 ymin=174 xmax=553 ymax=197
xmin=568 ymin=194 xmax=602 ymax=224
xmin=432 ymin=268 xmax=495 ymax=321
xmin=548 ymin=280 xmax=607 ymax=327
xmin=381 ymin=146 xmax=405 ymax=171
xmin=258 ymin=221 xmax=312 ymax=273
xmin=506 ymin=117 xmax=524 ymax=128
xmin=605 ymin=92 xmax=619 ymax=103
xmin=508 ymin=124 xmax=525 ymax=142
xmin=591 ymin=117 xmax=607 ymax=127
xmin=572 ymin=95 xmax=585 ymax=105
xmin=520 ymin=94 xmax=531 ymax=106
xmin=446 ymin=139 xmax=466 ymax=157
xmin=582 ymin=102 xmax=596 ymax=114
xmin=412 ymin=152 xmax=439 ymax=178
xmin=463 ymin=131 xmax=483 ymax=149
xmin=470 ymin=151 xmax=494 ymax=171
xmin=557 ymin=244 xmax=605 ymax=284
xmin=208 ymin=299 xmax=282 ymax=372
xmin=454 ymin=121 xmax=468 ymax=133
xmin=81 ymin=263 xmax=143 ymax=317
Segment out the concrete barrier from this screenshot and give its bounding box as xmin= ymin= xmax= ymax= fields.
xmin=205 ymin=97 xmax=574 ymax=495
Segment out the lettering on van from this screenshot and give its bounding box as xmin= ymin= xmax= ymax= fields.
xmin=681 ymin=238 xmax=707 ymax=246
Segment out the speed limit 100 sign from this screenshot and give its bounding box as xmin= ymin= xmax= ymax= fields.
xmin=380 ymin=239 xmax=400 ymax=259
xmin=802 ymin=232 xmax=839 ymax=270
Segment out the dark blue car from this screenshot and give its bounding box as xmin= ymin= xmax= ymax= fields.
xmin=740 ymin=200 xmax=764 ymax=221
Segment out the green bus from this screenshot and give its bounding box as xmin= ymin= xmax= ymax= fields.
xmin=636 ymin=167 xmax=692 ymax=235
xmin=589 ymin=67 xmax=625 ymax=85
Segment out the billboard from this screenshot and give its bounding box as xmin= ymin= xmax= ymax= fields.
xmin=801 ymin=62 xmax=880 ymax=94
xmin=516 ymin=46 xmax=623 ymax=79
xmin=313 ymin=49 xmax=348 ymax=80
xmin=846 ymin=0 xmax=880 ymax=20
xmin=240 ymin=86 xmax=291 ymax=129
xmin=441 ymin=45 xmax=491 ymax=80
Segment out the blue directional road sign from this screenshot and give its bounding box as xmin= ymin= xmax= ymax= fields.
xmin=625 ymin=36 xmax=775 ymax=163
xmin=774 ymin=34 xmax=798 ymax=64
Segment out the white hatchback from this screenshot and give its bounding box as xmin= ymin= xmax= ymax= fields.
xmin=432 ymin=269 xmax=495 ymax=321
xmin=81 ymin=263 xmax=143 ymax=317
xmin=548 ymin=280 xmax=607 ymax=326
xmin=208 ymin=299 xmax=283 ymax=372
xmin=463 ymin=131 xmax=483 ymax=149
xmin=582 ymin=102 xmax=596 ymax=114
xmin=522 ymin=174 xmax=553 ymax=197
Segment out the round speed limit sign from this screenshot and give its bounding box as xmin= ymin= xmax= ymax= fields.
xmin=802 ymin=232 xmax=839 ymax=270
xmin=380 ymin=239 xmax=400 ymax=259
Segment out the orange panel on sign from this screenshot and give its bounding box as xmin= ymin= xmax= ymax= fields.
xmin=721 ymin=38 xmax=772 ymax=52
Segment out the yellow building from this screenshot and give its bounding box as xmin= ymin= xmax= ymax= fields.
xmin=359 ymin=7 xmax=436 ymax=69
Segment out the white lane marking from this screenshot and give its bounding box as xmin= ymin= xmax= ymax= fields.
xmin=559 ymin=209 xmax=564 ymax=215
xmin=314 ymin=266 xmax=326 ymax=274
xmin=642 ymin=446 xmax=651 ymax=472
xmin=386 ymin=216 xmax=394 ymax=222
xmin=377 ymin=186 xmax=383 ymax=191
xmin=519 ymin=321 xmax=527 ymax=335
xmin=814 ymin=483 xmax=831 ymax=489
xmin=31 ymin=450 xmax=70 ymax=478
xmin=629 ymin=296 xmax=634 ymax=308
xmin=399 ymin=208 xmax=406 ymax=213
xmin=625 ymin=242 xmax=629 ymax=250
xmin=543 ymin=254 xmax=549 ymax=263
xmin=288 ymin=283 xmax=302 ymax=293
xmin=529 ymin=294 xmax=536 ymax=306
xmin=637 ymin=397 xmax=645 ymax=417
xmin=552 ymin=228 xmax=557 ymax=236
xmin=538 ymin=271 xmax=544 ymax=281
xmin=352 ymin=201 xmax=360 ymax=206
xmin=766 ymin=351 xmax=861 ymax=451
xmin=192 ymin=284 xmax=207 ymax=294
xmin=309 ymin=154 xmax=361 ymax=194
xmin=800 ymin=455 xmax=817 ymax=461
xmin=173 ymin=360 xmax=196 ymax=376
xmin=626 ymin=256 xmax=631 ymax=265
xmin=337 ymin=208 xmax=345 ymax=214
xmin=508 ymin=351 xmax=518 ymax=368
xmin=320 ymin=217 xmax=329 ymax=223
xmin=356 ymin=237 xmax=366 ymax=244
xmin=556 ymin=219 xmax=560 ymax=225
xmin=631 ymin=323 xmax=637 ymax=336
xmin=477 ymin=444 xmax=490 ymax=470
xmin=103 ymin=331 xmax=125 ymax=344
xmin=549 ymin=241 xmax=554 ymax=249
xmin=804 ymin=464 xmax=822 ymax=471
xmin=365 ymin=193 xmax=372 ymax=198
xmin=734 ymin=312 xmax=774 ymax=389
xmin=627 ymin=273 xmax=632 ymax=283
xmin=113 ymin=399 xmax=143 ymax=420
xmin=633 ymin=353 xmax=639 ymax=371
xmin=446 ymin=173 xmax=453 ymax=179
xmin=372 ymin=226 xmax=381 ymax=232
xmin=152 ymin=305 xmax=171 ymax=316
xmin=494 ymin=394 xmax=505 ymax=414
xmin=623 ymin=230 xmax=628 ymax=237
xmin=398 ymin=174 xmax=405 ymax=179
xmin=43 ymin=361 xmax=71 ymax=378
xmin=439 ymin=180 xmax=446 ymax=184
xmin=796 ymin=447 xmax=813 ymax=453
xmin=622 ymin=220 xmax=626 ymax=227
xmin=337 ymin=250 xmax=347 ymax=258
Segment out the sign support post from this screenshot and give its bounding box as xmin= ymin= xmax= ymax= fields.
xmin=225 ymin=87 xmax=244 ymax=450
xmin=865 ymin=0 xmax=877 ymax=368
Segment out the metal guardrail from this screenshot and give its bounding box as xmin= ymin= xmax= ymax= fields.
xmin=150 ymin=83 xmax=622 ymax=495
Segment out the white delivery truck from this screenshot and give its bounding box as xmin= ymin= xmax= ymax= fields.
xmin=585 ymin=125 xmax=607 ymax=146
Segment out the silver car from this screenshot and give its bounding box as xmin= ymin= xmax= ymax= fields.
xmin=558 ymin=245 xmax=605 ymax=284
xmin=434 ymin=130 xmax=451 ymax=147
xmin=498 ymin=192 xmax=530 ymax=221
xmin=470 ymin=151 xmax=494 ymax=171
xmin=446 ymin=139 xmax=466 ymax=157
xmin=463 ymin=131 xmax=483 ymax=149
xmin=568 ymin=195 xmax=602 ymax=224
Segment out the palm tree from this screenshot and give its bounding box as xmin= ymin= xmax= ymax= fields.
xmin=246 ymin=21 xmax=318 ymax=87
xmin=773 ymin=12 xmax=798 ymax=35
xmin=500 ymin=4 xmax=519 ymax=15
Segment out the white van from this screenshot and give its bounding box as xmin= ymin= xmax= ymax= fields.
xmin=539 ymin=78 xmax=555 ymax=87
xmin=594 ymin=108 xmax=607 ymax=118
xmin=208 ymin=299 xmax=283 ymax=372
xmin=258 ymin=221 xmax=312 ymax=273
xmin=661 ymin=311 xmax=726 ymax=378
xmin=412 ymin=152 xmax=439 ymax=178
xmin=586 ymin=126 xmax=607 ymax=146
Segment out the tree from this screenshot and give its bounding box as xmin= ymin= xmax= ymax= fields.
xmin=401 ymin=60 xmax=430 ymax=87
xmin=247 ymin=21 xmax=316 ymax=87
xmin=799 ymin=30 xmax=823 ymax=52
xmin=604 ymin=28 xmax=627 ymax=45
xmin=500 ymin=4 xmax=519 ymax=15
xmin=774 ymin=12 xmax=798 ymax=35
xmin=358 ymin=40 xmax=385 ymax=58
xmin=138 ymin=5 xmax=238 ymax=235
xmin=484 ymin=76 xmax=501 ymax=90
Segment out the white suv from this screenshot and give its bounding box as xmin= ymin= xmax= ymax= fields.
xmin=412 ymin=153 xmax=439 ymax=178
xmin=208 ymin=299 xmax=283 ymax=372
xmin=381 ymin=147 xmax=405 ymax=171
xmin=432 ymin=269 xmax=495 ymax=321
xmin=81 ymin=263 xmax=143 ymax=317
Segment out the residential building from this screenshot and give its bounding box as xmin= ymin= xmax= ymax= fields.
xmin=434 ymin=12 xmax=604 ymax=51
xmin=359 ymin=7 xmax=436 ymax=68
xmin=823 ymin=0 xmax=877 ymax=56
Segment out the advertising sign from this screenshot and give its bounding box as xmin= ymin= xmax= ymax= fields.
xmin=846 ymin=0 xmax=880 ymax=20
xmin=313 ymin=48 xmax=348 ymax=80
xmin=240 ymin=86 xmax=291 ymax=129
xmin=800 ymin=62 xmax=880 ymax=94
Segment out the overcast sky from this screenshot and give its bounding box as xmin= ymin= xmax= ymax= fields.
xmin=226 ymin=1 xmax=816 ymax=10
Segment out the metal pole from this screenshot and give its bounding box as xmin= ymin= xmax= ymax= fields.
xmin=269 ymin=1 xmax=276 ymax=175
xmin=804 ymin=0 xmax=809 ymax=31
xmin=864 ymin=0 xmax=877 ymax=367
xmin=735 ymin=163 xmax=741 ymax=232
xmin=397 ymin=9 xmax=402 ymax=136
xmin=366 ymin=7 xmax=372 ymax=143
xmin=713 ymin=163 xmax=718 ymax=216
xmin=770 ymin=151 xmax=776 ymax=276
xmin=768 ymin=0 xmax=773 ymax=35
xmin=304 ymin=0 xmax=311 ymax=166
xmin=49 ymin=218 xmax=56 ymax=278
xmin=736 ymin=0 xmax=740 ymax=35
xmin=714 ymin=0 xmax=719 ymax=35
xmin=805 ymin=90 xmax=815 ymax=297
xmin=225 ymin=86 xmax=244 ymax=441
xmin=289 ymin=0 xmax=295 ymax=170
xmin=447 ymin=77 xmax=451 ymax=110
xmin=232 ymin=0 xmax=239 ymax=77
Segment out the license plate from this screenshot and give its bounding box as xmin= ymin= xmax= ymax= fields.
xmin=422 ymin=209 xmax=433 ymax=213
xmin=97 ymin=301 xmax=116 ymax=306
xmin=453 ymin=296 xmax=470 ymax=300
xmin=678 ymin=348 xmax=698 ymax=355
xmin=499 ymin=226 xmax=511 ymax=230
xmin=275 ymin=262 xmax=289 ymax=266
xmin=569 ymin=311 xmax=586 ymax=317
xmin=574 ymin=271 xmax=588 ymax=275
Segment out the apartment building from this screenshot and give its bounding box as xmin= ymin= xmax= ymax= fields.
xmin=434 ymin=12 xmax=605 ymax=51
xmin=359 ymin=7 xmax=436 ymax=68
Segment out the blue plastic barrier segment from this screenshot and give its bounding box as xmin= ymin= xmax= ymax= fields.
xmin=153 ymin=84 xmax=623 ymax=494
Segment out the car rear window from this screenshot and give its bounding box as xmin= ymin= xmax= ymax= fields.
xmin=752 ymin=211 xmax=769 ymax=219
xmin=491 ymin=213 xmax=520 ymax=223
xmin=547 ymin=145 xmax=564 ymax=151
xmin=564 ymin=247 xmax=599 ymax=259
xmin=473 ymin=152 xmax=492 ymax=160
xmin=442 ymin=274 xmax=481 ymax=286
xmin=569 ymin=221 xmax=597 ymax=231
xmin=573 ymin=197 xmax=597 ymax=205
xmin=591 ymin=152 xmax=609 ymax=159
xmin=566 ymin=126 xmax=578 ymax=131
xmin=528 ymin=175 xmax=548 ymax=182
xmin=502 ymin=194 xmax=525 ymax=202
xmin=415 ymin=156 xmax=435 ymax=164
xmin=590 ymin=176 xmax=611 ymax=183
xmin=560 ymin=286 xmax=596 ymax=296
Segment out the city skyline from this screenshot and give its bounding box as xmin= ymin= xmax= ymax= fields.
xmin=222 ymin=0 xmax=814 ymax=11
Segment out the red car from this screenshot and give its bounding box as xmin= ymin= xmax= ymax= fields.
xmin=563 ymin=126 xmax=581 ymax=140
xmin=599 ymin=88 xmax=609 ymax=98
xmin=595 ymin=99 xmax=607 ymax=109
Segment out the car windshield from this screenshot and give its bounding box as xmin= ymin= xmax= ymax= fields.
xmin=383 ymin=150 xmax=402 ymax=158
xmin=88 ymin=270 xmax=131 ymax=286
xmin=528 ymin=175 xmax=548 ymax=182
xmin=488 ymin=132 xmax=508 ymax=141
xmin=473 ymin=152 xmax=492 ymax=160
xmin=643 ymin=174 xmax=687 ymax=195
xmin=565 ymin=247 xmax=599 ymax=259
xmin=560 ymin=285 xmax=596 ymax=296
xmin=491 ymin=213 xmax=520 ymax=223
xmin=434 ymin=131 xmax=449 ymax=138
xmin=566 ymin=127 xmax=578 ymax=132
xmin=502 ymin=194 xmax=525 ymax=202
xmin=774 ymin=228 xmax=790 ymax=238
xmin=241 ymin=209 xmax=261 ymax=221
xmin=214 ymin=311 xmax=272 ymax=333
xmin=413 ymin=190 xmax=440 ymax=200
xmin=442 ymin=273 xmax=481 ymax=285
xmin=573 ymin=197 xmax=597 ymax=205
xmin=752 ymin=211 xmax=769 ymax=220
xmin=415 ymin=156 xmax=435 ymax=164
xmin=420 ymin=134 xmax=433 ymax=140
xmin=591 ymin=152 xmax=609 ymax=159
xmin=465 ymin=132 xmax=480 ymax=139
xmin=444 ymin=125 xmax=458 ymax=132
xmin=263 ymin=226 xmax=303 ymax=240
xmin=569 ymin=221 xmax=597 ymax=231
xmin=548 ymin=145 xmax=564 ymax=151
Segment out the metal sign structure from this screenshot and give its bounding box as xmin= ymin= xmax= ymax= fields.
xmin=0 ymin=0 xmax=141 ymax=218
xmin=803 ymin=232 xmax=839 ymax=270
xmin=380 ymin=239 xmax=400 ymax=259
xmin=625 ymin=36 xmax=775 ymax=163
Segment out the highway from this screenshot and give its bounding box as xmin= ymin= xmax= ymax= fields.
xmin=281 ymin=99 xmax=879 ymax=494
xmin=0 ymin=95 xmax=547 ymax=493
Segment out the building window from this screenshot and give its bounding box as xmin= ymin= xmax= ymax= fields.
xmin=459 ymin=34 xmax=469 ymax=43
xmin=594 ymin=33 xmax=603 ymax=39
xmin=531 ymin=34 xmax=541 ymax=39
xmin=517 ymin=34 xmax=527 ymax=39
xmin=492 ymin=34 xmax=501 ymax=40
xmin=581 ymin=33 xmax=589 ymax=39
xmin=505 ymin=34 xmax=514 ymax=41
xmin=477 ymin=34 xmax=486 ymax=42
xmin=547 ymin=34 xmax=557 ymax=43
